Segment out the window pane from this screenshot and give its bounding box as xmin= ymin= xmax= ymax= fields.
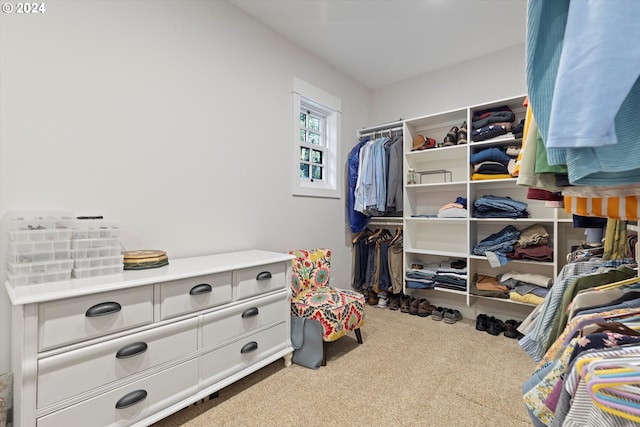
xmin=311 ymin=149 xmax=323 ymax=164
xmin=300 ymin=147 xmax=310 ymax=162
xmin=308 ymin=132 xmax=320 ymax=145
xmin=308 ymin=116 xmax=320 ymax=132
xmin=299 ymin=112 xmax=306 ymax=127
xmin=299 ymin=129 xmax=306 ymax=142
xmin=299 ymin=163 xmax=309 ymax=178
xmin=311 ymin=165 xmax=323 ymax=180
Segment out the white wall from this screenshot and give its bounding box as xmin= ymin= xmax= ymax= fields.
xmin=0 ymin=0 xmax=370 ymax=373
xmin=369 ymin=44 xmax=527 ymax=126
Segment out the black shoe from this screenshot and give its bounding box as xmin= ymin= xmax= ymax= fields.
xmin=487 ymin=317 xmax=504 ymax=336
xmin=504 ymin=319 xmax=519 ymax=339
xmin=475 ymin=314 xmax=489 ymax=331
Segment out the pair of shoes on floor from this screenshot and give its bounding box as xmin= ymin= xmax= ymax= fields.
xmin=408 ymin=296 xmax=436 ymax=316
xmin=476 ymin=314 xmax=519 ymax=337
xmin=431 ymin=307 xmax=462 ymax=323
xmin=443 ymin=122 xmax=467 ymax=146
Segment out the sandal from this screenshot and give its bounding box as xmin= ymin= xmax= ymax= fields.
xmin=443 ymin=126 xmax=458 ymax=146
xmin=457 ymin=121 xmax=467 ymax=144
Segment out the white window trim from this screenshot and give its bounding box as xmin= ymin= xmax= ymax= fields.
xmin=291 ymin=77 xmax=342 ymax=199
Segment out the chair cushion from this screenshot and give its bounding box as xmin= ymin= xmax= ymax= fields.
xmin=290 ymin=249 xmax=331 ymax=296
xmin=292 ymin=287 xmax=365 ymax=342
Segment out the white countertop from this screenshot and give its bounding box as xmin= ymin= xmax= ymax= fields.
xmin=5 ymin=249 xmax=293 ymax=305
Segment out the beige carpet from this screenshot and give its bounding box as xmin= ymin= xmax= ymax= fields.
xmin=152 ymin=306 xmax=536 ymax=427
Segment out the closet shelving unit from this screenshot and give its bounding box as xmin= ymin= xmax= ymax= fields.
xmin=400 ymin=95 xmax=586 ymax=320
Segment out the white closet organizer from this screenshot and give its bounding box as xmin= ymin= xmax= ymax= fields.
xmin=400 ymin=95 xmax=585 ymax=319
xmin=5 ymin=250 xmax=294 ymax=427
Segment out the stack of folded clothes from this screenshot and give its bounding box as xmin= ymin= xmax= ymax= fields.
xmin=405 ymin=264 xmax=436 ymax=289
xmin=405 ymin=258 xmax=467 ymax=290
xmin=506 ymin=223 xmax=553 ymax=263
xmin=473 ymin=195 xmax=529 ymax=218
xmin=495 ymin=271 xmax=552 ymax=305
xmin=471 ymin=105 xmax=516 ymax=142
xmin=433 ymin=259 xmax=467 ymax=292
xmin=470 ymin=146 xmax=521 ymax=180
xmin=436 ymin=196 xmax=468 ymax=218
xmin=469 ymin=271 xmax=551 ymax=305
xmin=470 ymin=273 xmax=510 ymax=299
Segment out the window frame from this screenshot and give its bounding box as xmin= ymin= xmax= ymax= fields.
xmin=291 ymin=77 xmax=341 ymax=199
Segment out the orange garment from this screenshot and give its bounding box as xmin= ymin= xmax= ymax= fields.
xmin=563 ymin=195 xmax=639 ymax=221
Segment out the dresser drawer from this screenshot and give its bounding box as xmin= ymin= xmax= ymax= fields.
xmin=38 ymin=286 xmax=154 ymax=352
xmin=37 ymin=358 xmax=199 ymax=427
xmin=200 ymin=322 xmax=288 ymax=389
xmin=37 ymin=317 xmax=198 ymax=409
xmin=202 ymin=290 xmax=288 ymax=349
xmin=159 ymin=272 xmax=232 ymax=320
xmin=234 ymin=262 xmax=286 ymax=300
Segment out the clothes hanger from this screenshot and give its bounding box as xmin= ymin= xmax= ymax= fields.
xmin=594 ymin=275 xmax=640 ymax=291
xmin=390 ymin=227 xmax=403 ymax=245
xmin=585 ymin=358 xmax=640 ymax=421
xmin=352 ymin=228 xmax=371 ymax=244
xmin=367 ymin=228 xmax=384 ymax=242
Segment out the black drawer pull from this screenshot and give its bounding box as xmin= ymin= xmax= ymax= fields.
xmin=256 ymin=271 xmax=272 ymax=281
xmin=241 ymin=307 xmax=259 ymax=318
xmin=116 ymin=342 xmax=148 ymax=359
xmin=85 ymin=302 xmax=122 ymax=317
xmin=189 ymin=283 xmax=212 ymax=295
xmin=115 ymin=389 xmax=147 ymax=409
xmin=240 ymin=341 xmax=258 ymax=354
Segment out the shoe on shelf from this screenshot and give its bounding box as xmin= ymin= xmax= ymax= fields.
xmin=475 ymin=314 xmax=489 ymax=331
xmin=400 ymin=294 xmax=411 ymax=313
xmin=388 ymin=294 xmax=401 ymax=311
xmin=443 ymin=309 xmax=462 ymax=324
xmin=487 ymin=317 xmax=504 ymax=336
xmin=457 ymin=121 xmax=467 ymax=144
xmin=431 ymin=306 xmax=446 ymax=321
xmin=417 ymin=298 xmax=434 ymax=317
xmin=409 ymin=296 xmax=420 ymax=315
xmin=443 ymin=126 xmax=458 ymax=146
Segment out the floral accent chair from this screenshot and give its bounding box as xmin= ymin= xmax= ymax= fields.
xmin=289 ymin=249 xmax=365 ymax=365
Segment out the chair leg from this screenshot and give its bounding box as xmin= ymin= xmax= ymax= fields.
xmin=355 ymin=328 xmax=363 ymax=344
xmin=321 ymin=341 xmax=327 ymax=366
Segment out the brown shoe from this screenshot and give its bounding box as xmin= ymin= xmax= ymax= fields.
xmin=409 ymin=297 xmax=420 ymax=315
xmin=417 ymin=298 xmax=434 ymax=317
xmin=389 ymin=294 xmax=401 ymax=310
xmin=367 ymin=290 xmax=379 ymax=306
xmin=400 ymin=294 xmax=411 ymax=313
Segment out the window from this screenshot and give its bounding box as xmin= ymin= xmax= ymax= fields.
xmin=292 ymin=78 xmax=341 ymax=198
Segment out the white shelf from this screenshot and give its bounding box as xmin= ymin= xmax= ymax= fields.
xmin=397 ymin=93 xmax=571 ymax=321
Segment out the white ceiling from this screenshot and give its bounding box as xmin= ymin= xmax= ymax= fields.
xmin=228 ymin=0 xmax=528 ymax=89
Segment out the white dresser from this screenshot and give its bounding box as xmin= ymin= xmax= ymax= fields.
xmin=4 ymin=250 xmax=294 ymax=427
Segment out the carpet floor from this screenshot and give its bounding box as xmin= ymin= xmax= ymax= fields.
xmin=152 ymin=304 xmax=536 ymax=426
